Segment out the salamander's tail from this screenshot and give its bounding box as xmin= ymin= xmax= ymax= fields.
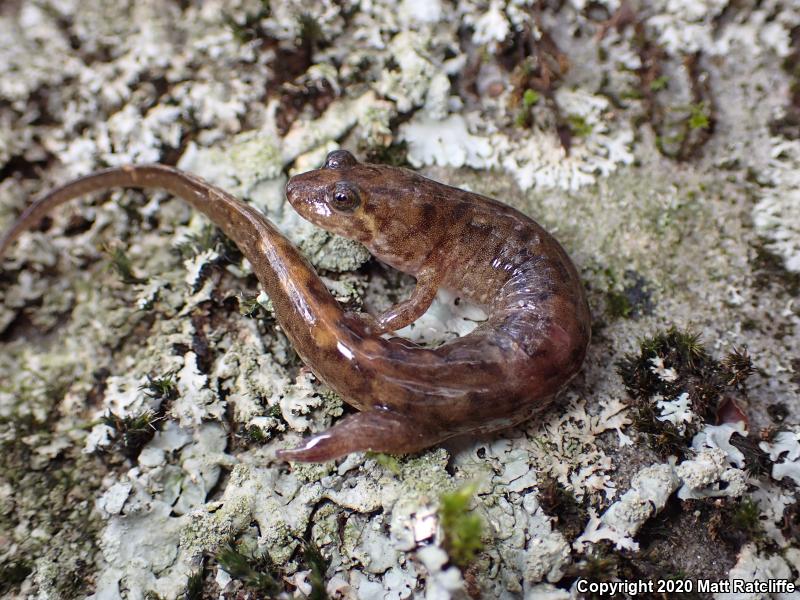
xmin=0 ymin=168 xmax=135 ymax=260
xmin=275 ymin=409 xmax=445 ymax=462
xmin=0 ymin=165 xmax=255 ymax=261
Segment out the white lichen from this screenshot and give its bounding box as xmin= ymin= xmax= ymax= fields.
xmin=713 ymin=543 xmax=797 ymax=600
xmin=675 ymin=448 xmax=748 ymax=500
xmin=760 ymin=430 xmax=800 ymax=488
xmin=574 ymin=463 xmax=679 ymax=552
xmin=655 ymin=392 xmax=694 ymax=433
xmin=753 ymin=140 xmax=800 ymax=273
xmin=692 ymin=421 xmax=748 ymax=469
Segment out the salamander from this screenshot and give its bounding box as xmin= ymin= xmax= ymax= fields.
xmin=0 ymin=150 xmax=591 ymax=461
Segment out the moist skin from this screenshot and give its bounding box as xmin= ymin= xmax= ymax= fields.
xmin=0 ymin=151 xmax=591 ymax=462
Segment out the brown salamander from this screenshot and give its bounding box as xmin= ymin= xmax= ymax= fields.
xmin=0 ymin=150 xmax=591 ymax=461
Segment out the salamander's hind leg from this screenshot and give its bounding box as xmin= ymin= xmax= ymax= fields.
xmin=275 ymin=409 xmax=443 ymax=462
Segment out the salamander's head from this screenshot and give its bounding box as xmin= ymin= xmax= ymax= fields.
xmin=286 ymin=149 xmax=400 ymax=245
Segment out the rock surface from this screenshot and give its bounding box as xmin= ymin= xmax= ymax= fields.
xmin=0 ymin=1 xmax=798 ymax=598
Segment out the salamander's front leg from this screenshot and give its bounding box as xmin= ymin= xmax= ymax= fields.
xmin=375 ymin=266 xmax=442 ymax=332
xmin=275 ymin=409 xmax=446 ymax=462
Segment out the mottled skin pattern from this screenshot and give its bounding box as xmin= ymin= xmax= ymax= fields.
xmin=0 ymin=151 xmax=591 ymax=462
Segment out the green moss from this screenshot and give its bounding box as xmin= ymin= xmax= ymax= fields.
xmin=174 ymin=223 xmax=240 ymax=263
xmin=245 ymin=423 xmax=268 ymax=443
xmin=0 ymin=560 xmax=32 ymax=595
xmin=363 ymin=140 xmax=410 ymax=167
xmin=184 ymin=568 xmax=204 ymax=600
xmin=688 ymin=102 xmax=710 ymax=130
xmin=536 ymin=475 xmax=587 ymax=541
xmin=298 ymin=13 xmax=324 ymax=46
xmin=688 ymin=496 xmax=767 ymax=550
xmin=620 ymin=88 xmax=644 ymax=100
xmin=300 ymin=539 xmax=330 ymax=600
xmin=438 ymin=482 xmax=484 ymax=568
xmin=522 ymin=88 xmax=540 ymax=108
xmin=366 ymin=451 xmax=402 ymax=476
xmin=567 ymin=547 xmax=621 ymax=589
xmin=630 ymin=402 xmax=691 ymax=457
xmin=236 ymin=291 xmax=270 ymax=318
xmin=650 ymin=75 xmax=669 ymax=91
xmin=617 ymin=327 xmax=754 ymax=459
xmin=606 ymin=289 xmax=634 ymax=319
xmin=568 ymin=546 xmax=706 ymax=600
xmin=101 ymin=408 xmax=160 ymax=460
xmin=214 ymin=537 xmax=329 ymax=598
xmin=215 ymin=543 xmax=281 ymax=595
xmin=223 ymin=1 xmax=272 ymax=43
xmin=720 ymin=347 xmax=753 ymax=391
xmin=730 ymin=498 xmax=762 ymax=537
xmin=600 ymin=268 xmax=654 ymax=320
xmin=140 ymin=370 xmax=179 ymax=401
xmin=514 ymin=109 xmax=532 ymax=129
xmin=104 ymin=243 xmax=147 ymax=285
xmin=567 ymin=114 xmax=593 ymax=137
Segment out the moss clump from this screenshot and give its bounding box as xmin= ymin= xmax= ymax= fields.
xmin=140 ymin=370 xmax=178 ymax=401
xmin=439 ymin=482 xmax=484 ymax=568
xmin=184 ymin=568 xmax=205 ymax=600
xmin=174 ymin=223 xmax=241 ymax=264
xmin=536 ymin=475 xmax=587 ymax=541
xmin=602 ymin=269 xmax=654 ymax=320
xmin=617 ymin=327 xmax=755 ymax=459
xmin=649 ymin=75 xmax=669 ymax=91
xmin=566 ymin=546 xmax=706 ymax=600
xmin=365 ymin=451 xmax=402 ymax=476
xmin=567 ymin=114 xmax=593 ymax=137
xmin=236 ymin=291 xmax=270 ymax=318
xmin=697 ymin=496 xmax=766 ymax=549
xmin=522 ymin=88 xmax=540 ymax=107
xmin=214 ymin=538 xmax=329 ymax=598
xmin=215 ymin=543 xmax=282 ymax=596
xmin=244 ymin=424 xmax=268 ymax=443
xmin=720 ymin=347 xmax=754 ymax=391
xmin=104 ymin=243 xmax=147 ymax=285
xmin=0 ymin=560 xmax=32 ymax=595
xmin=730 ymin=498 xmax=762 ymax=536
xmin=300 ymin=539 xmax=330 ymax=600
xmin=101 ymin=409 xmax=160 ymax=460
xmin=687 ymin=102 xmax=711 ymax=130
xmin=566 ymin=547 xmax=621 ymax=588
xmin=363 ymin=140 xmax=410 ymax=167
xmin=223 ymin=1 xmax=272 ymax=43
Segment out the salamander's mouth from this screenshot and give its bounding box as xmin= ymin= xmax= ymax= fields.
xmin=285 ymin=173 xmax=332 ymax=223
xmin=285 ymin=176 xmax=304 ymax=207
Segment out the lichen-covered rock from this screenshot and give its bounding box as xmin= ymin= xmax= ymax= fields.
xmin=1 ymin=0 xmax=799 ymax=597
xmin=574 ymin=463 xmax=679 ymax=552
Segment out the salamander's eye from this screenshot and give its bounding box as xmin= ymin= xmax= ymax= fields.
xmin=330 ymin=182 xmax=360 ymax=212
xmin=325 ymin=150 xmax=357 ymax=170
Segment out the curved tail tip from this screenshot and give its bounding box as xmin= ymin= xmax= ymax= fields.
xmin=275 ymin=432 xmax=342 ymax=463
xmin=275 ymin=409 xmax=441 ymax=463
